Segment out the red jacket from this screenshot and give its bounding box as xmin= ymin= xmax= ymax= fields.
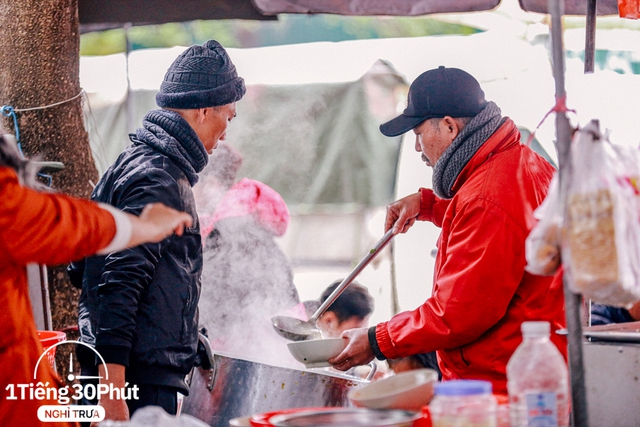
xmin=375 ymin=119 xmax=566 ymax=394
xmin=0 ymin=167 xmax=116 ymax=426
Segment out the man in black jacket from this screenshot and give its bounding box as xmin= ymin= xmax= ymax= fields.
xmin=70 ymin=40 xmax=245 ymax=422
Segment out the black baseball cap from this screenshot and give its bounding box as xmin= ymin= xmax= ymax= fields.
xmin=380 ymin=66 xmax=486 ymax=137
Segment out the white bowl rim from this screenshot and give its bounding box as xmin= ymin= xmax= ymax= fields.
xmin=287 ymin=337 xmax=347 ymax=368
xmin=349 ymin=368 xmax=438 ymax=400
xmin=286 ymin=337 xmax=347 ymax=347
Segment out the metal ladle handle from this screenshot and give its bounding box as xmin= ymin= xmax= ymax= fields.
xmin=308 ymin=229 xmax=395 ymax=324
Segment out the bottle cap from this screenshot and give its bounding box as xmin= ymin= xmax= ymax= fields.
xmin=434 ymin=380 xmax=492 ymax=396
xmin=521 ymin=321 xmax=550 ymax=336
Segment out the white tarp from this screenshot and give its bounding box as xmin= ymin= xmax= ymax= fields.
xmin=80 ymin=29 xmax=640 ymax=321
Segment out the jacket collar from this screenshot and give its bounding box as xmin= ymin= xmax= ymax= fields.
xmin=450 ymin=118 xmax=520 ymax=195
xmin=134 ymin=109 xmax=208 ymax=186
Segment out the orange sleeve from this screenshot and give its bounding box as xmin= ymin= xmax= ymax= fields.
xmin=0 ymin=167 xmax=117 ymax=266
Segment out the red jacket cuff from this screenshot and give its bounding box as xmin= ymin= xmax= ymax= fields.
xmin=375 ymin=321 xmax=401 ymax=360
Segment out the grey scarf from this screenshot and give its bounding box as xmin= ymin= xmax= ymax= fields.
xmin=432 ymin=101 xmax=503 ymax=199
xmin=134 ymin=109 xmax=208 ymax=186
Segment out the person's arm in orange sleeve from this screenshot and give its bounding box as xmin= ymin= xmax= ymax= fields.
xmin=0 ymin=167 xmax=192 ymax=266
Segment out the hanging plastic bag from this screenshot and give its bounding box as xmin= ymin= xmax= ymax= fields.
xmin=619 ymin=0 xmax=639 ymax=19
xmin=525 ymin=174 xmax=562 ymax=276
xmin=563 ymin=119 xmax=640 ymax=307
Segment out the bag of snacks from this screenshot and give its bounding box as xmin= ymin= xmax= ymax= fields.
xmin=563 ymin=120 xmax=640 ymax=307
xmin=525 ymin=174 xmax=562 ymax=276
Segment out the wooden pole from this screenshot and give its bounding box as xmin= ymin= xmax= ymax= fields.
xmin=0 ymin=0 xmax=98 ymax=385
xmin=548 ymin=0 xmax=590 ymax=425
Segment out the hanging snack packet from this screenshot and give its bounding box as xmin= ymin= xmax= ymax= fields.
xmin=564 ymin=120 xmax=640 ymax=307
xmin=525 ymin=174 xmax=562 ymax=276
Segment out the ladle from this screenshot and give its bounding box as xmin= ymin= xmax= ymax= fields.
xmin=272 ymin=229 xmax=395 ymax=341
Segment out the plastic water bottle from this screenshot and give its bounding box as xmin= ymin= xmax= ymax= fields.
xmin=507 ymin=321 xmax=569 ymax=427
xmin=429 ymin=380 xmax=497 ymax=427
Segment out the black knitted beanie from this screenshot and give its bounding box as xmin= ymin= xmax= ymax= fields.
xmin=156 ymin=40 xmax=246 ymax=109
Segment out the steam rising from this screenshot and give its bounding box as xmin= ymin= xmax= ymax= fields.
xmin=198 ymin=216 xmax=301 ymax=368
xmin=195 ymin=144 xmax=302 ymax=368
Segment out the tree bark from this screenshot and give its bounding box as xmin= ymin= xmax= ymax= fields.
xmin=0 ymin=0 xmax=97 ymax=378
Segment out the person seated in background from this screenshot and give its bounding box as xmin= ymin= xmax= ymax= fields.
xmin=197 ymin=174 xmax=300 ymax=362
xmin=590 ymin=300 xmax=640 ymax=326
xmin=304 ymin=280 xmax=374 ymax=338
xmin=387 ymin=353 xmax=442 ymax=380
xmin=304 ymin=280 xmax=378 ymax=378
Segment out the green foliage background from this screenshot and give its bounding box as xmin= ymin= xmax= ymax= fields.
xmin=80 ymin=14 xmax=480 ymax=56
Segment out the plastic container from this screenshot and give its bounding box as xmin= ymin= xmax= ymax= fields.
xmin=494 ymin=394 xmax=510 ymax=427
xmin=37 ymin=330 xmax=66 ymax=372
xmin=506 ymin=321 xmax=569 ymax=427
xmin=428 ymin=380 xmax=497 ymax=427
xmin=416 ymin=406 xmax=433 ymax=427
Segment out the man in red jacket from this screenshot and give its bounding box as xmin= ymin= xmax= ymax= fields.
xmin=329 ymin=66 xmax=566 ymax=394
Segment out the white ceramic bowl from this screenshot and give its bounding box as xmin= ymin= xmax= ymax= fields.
xmin=348 ymin=368 xmax=438 ymax=411
xmin=287 ymin=338 xmax=347 ymax=368
xmin=228 ymin=416 xmax=252 ymax=426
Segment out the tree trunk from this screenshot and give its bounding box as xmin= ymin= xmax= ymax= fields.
xmin=0 ymin=0 xmax=97 ymax=378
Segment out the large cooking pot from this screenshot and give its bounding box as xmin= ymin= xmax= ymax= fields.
xmin=181 ymin=334 xmax=368 ymax=427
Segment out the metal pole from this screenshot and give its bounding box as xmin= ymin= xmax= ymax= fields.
xmin=584 ymin=0 xmax=597 ymax=73
xmin=124 ymin=23 xmax=135 ymax=134
xmin=389 ymin=238 xmax=400 ymax=316
xmin=548 ymin=0 xmax=590 ymax=426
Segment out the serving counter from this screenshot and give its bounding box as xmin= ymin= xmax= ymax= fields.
xmin=583 ymin=321 xmax=640 ymax=427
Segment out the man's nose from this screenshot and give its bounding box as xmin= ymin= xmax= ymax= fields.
xmin=414 ymin=136 xmax=421 ymax=152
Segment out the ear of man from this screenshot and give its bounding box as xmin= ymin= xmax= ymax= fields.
xmin=195 ymin=107 xmax=210 ymax=125
xmin=442 ymin=116 xmax=461 ymax=141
